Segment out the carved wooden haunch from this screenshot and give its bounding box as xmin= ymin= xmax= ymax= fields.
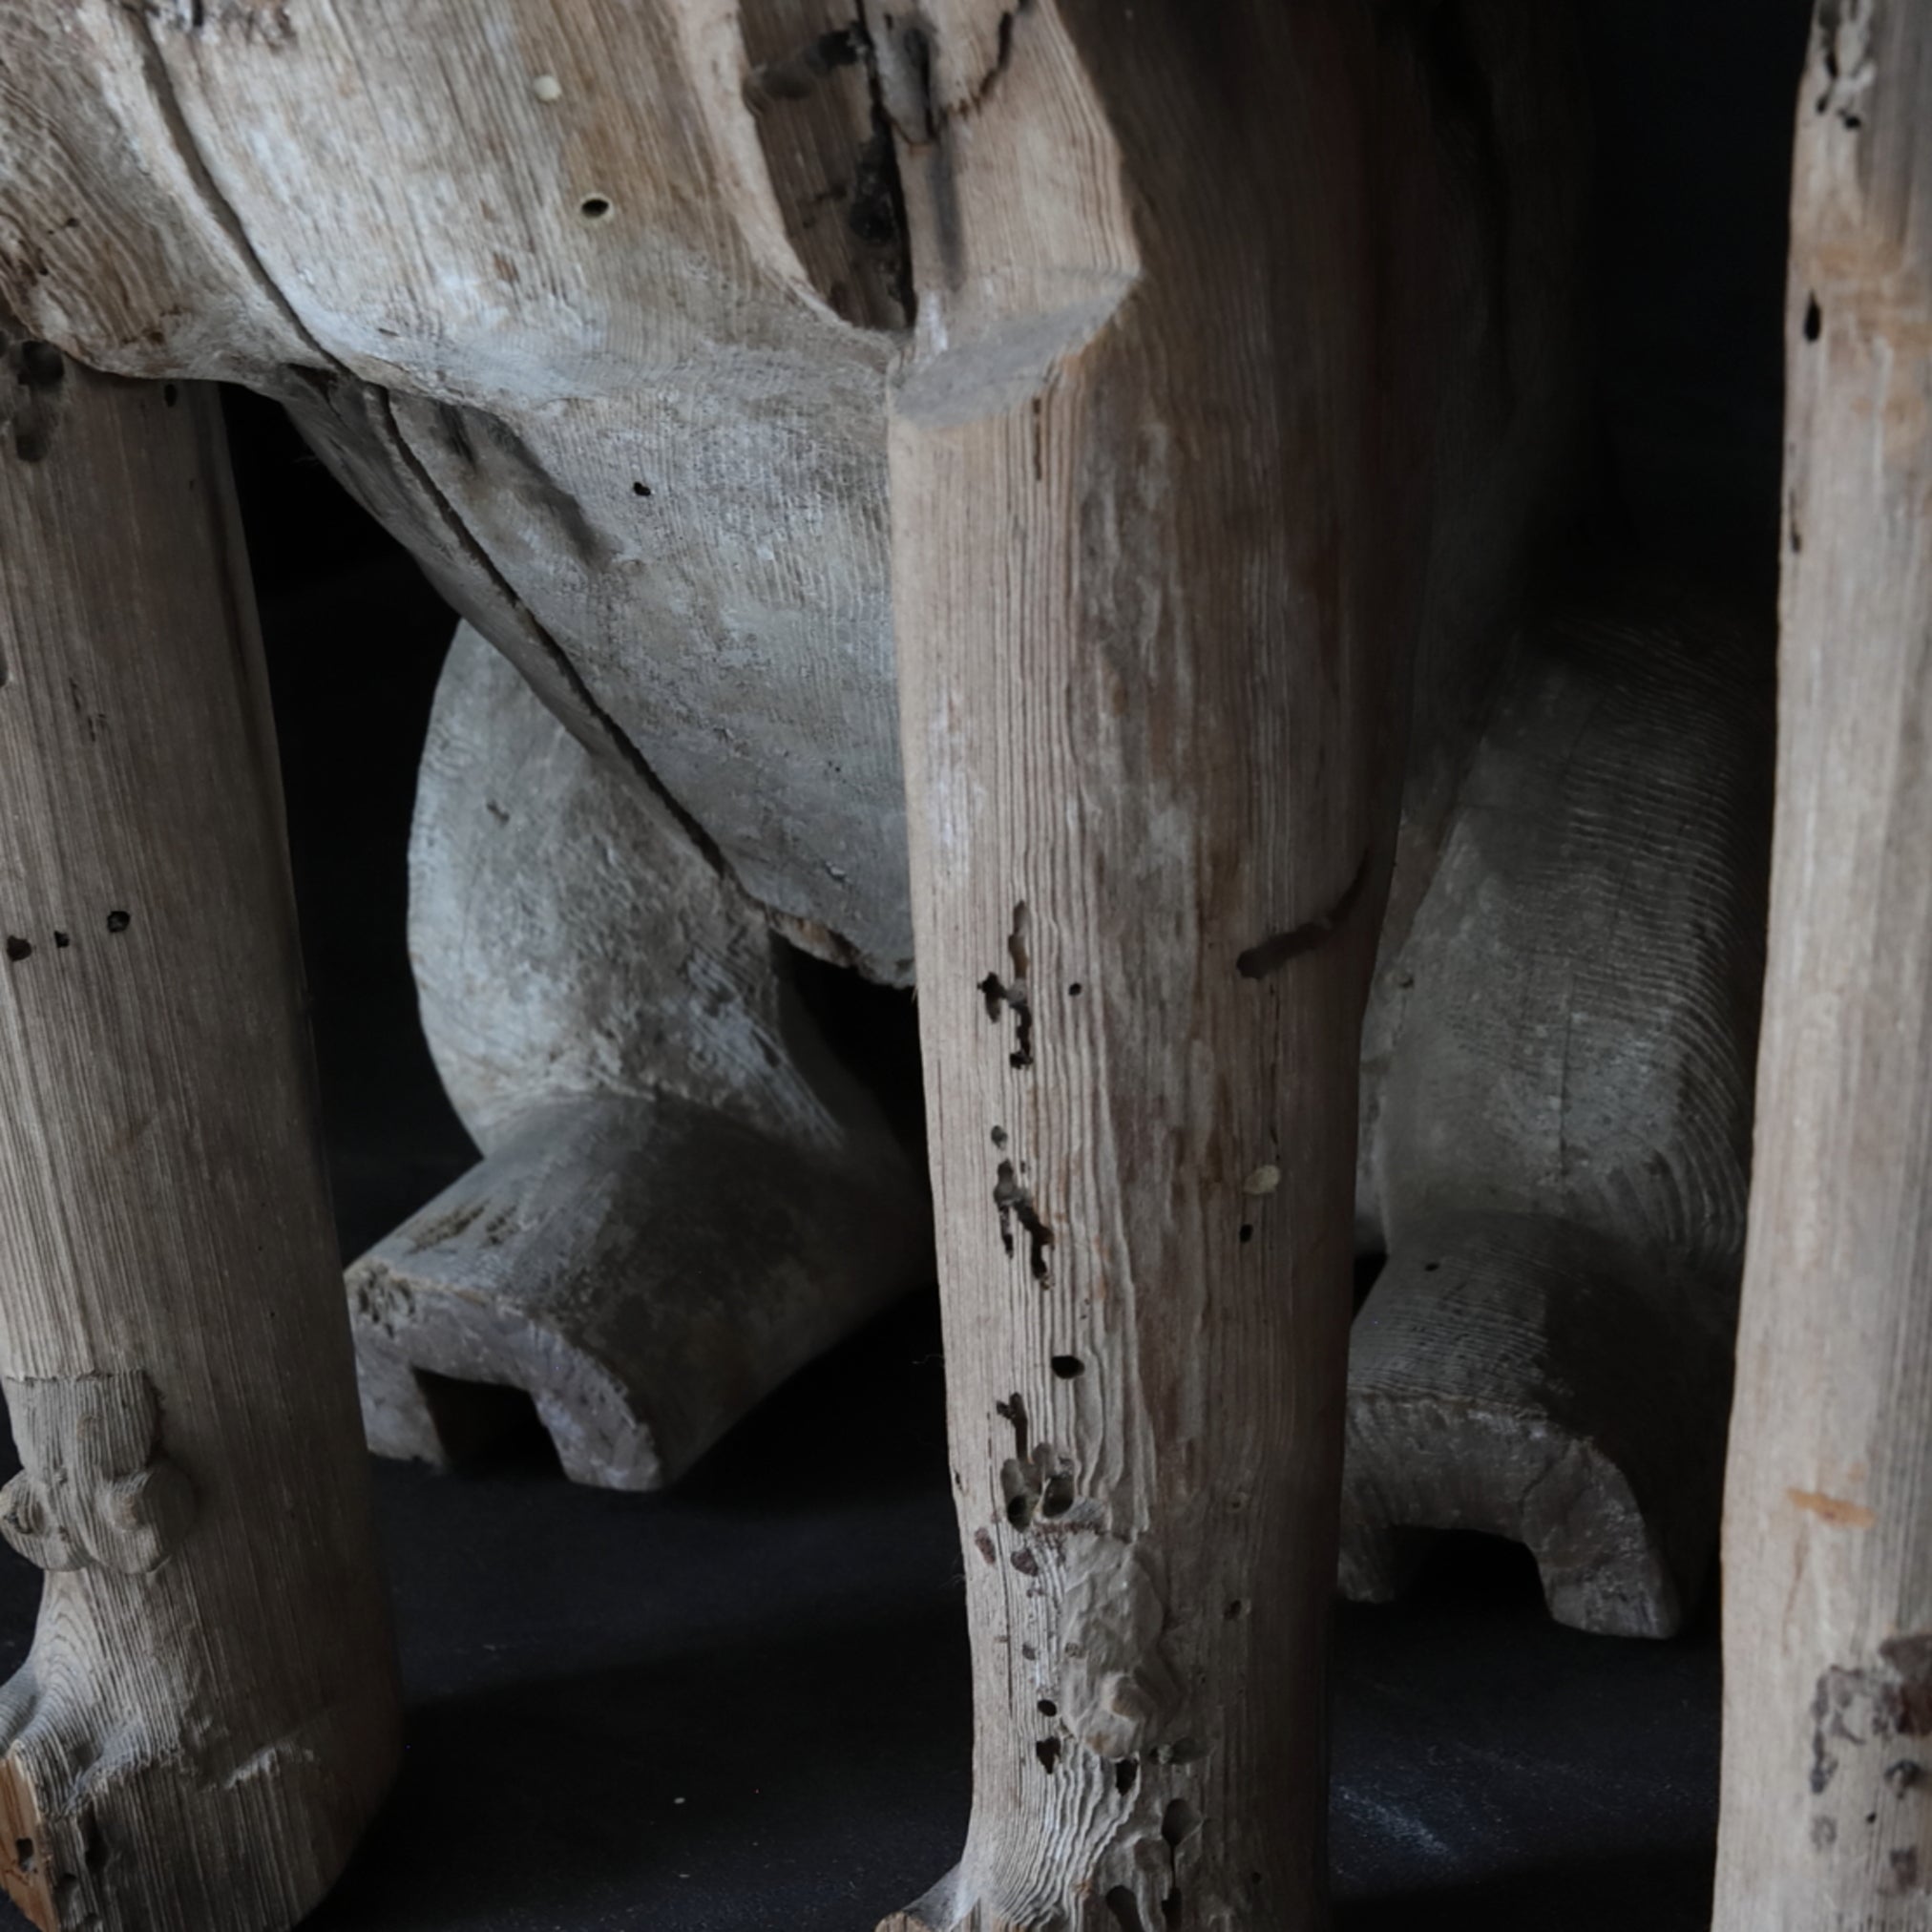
xmin=1714 ymin=7 xmax=1932 ymax=1925
xmin=347 ymin=626 xmax=930 ymax=1485
xmin=0 ymin=1375 xmax=197 ymax=1579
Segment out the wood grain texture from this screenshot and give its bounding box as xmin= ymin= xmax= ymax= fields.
xmin=0 ymin=339 xmax=397 ymax=1927
xmin=336 ymin=2 xmax=1591 ymax=1528
xmin=351 ymin=625 xmax=927 ymax=1486
xmin=0 ymin=0 xmax=1583 ymax=995
xmin=0 ymin=0 xmax=916 ymax=979
xmin=1372 ymin=0 xmax=1592 ymax=976
xmin=877 ymin=4 xmax=1495 ymax=1924
xmin=407 ymin=626 xmax=839 ymax=1148
xmin=1347 ymin=578 xmax=1773 ymax=1637
xmin=1714 ymin=6 xmax=1932 ymax=1924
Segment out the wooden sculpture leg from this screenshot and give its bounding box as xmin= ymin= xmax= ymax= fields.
xmin=1713 ymin=11 xmax=1932 ymax=1927
xmin=0 ymin=339 xmax=399 ymax=1927
xmin=876 ymin=7 xmax=1439 ymax=1925
xmin=349 ymin=624 xmax=930 ymax=1491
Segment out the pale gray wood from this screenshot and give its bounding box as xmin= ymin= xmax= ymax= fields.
xmin=0 ymin=337 xmax=397 ymax=1930
xmin=352 ymin=1091 xmax=925 ymax=1487
xmin=1715 ymin=7 xmax=1932 ymax=1924
xmin=352 ymin=624 xmax=928 ymax=1484
xmin=0 ymin=0 xmax=1581 ymax=993
xmin=870 ymin=2 xmax=1583 ymax=1922
xmin=325 ymin=4 xmax=1595 ymax=1543
xmin=0 ymin=5 xmax=1827 ymax=1926
xmin=1347 ymin=578 xmax=1772 ymax=1638
xmin=0 ymin=0 xmax=1613 ymax=1542
xmin=0 ymin=0 xmax=915 ymax=981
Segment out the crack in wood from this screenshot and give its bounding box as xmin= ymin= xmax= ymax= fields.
xmin=1235 ymin=850 xmax=1370 ymax=979
xmin=946 ymin=2 xmax=1028 ymax=123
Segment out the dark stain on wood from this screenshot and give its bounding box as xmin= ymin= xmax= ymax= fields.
xmin=1236 ymin=850 xmax=1369 ymax=978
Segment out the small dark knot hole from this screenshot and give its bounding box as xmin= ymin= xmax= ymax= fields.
xmin=17 ymin=342 xmax=64 ymax=389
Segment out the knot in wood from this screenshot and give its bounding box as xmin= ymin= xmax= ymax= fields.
xmin=0 ymin=1372 xmax=196 ymax=1575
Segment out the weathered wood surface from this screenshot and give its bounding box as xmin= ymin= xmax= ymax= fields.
xmin=0 ymin=1 xmax=1809 ymax=1922
xmin=0 ymin=0 xmax=1581 ymax=992
xmin=0 ymin=0 xmax=1616 ymax=1576
xmin=1347 ymin=578 xmax=1772 ymax=1638
xmin=1714 ymin=7 xmax=1932 ymax=1925
xmin=872 ymin=2 xmax=1583 ymax=1923
xmin=349 ymin=624 xmax=928 ymax=1484
xmin=0 ymin=340 xmax=398 ymax=1928
xmin=0 ymin=0 xmax=912 ymax=976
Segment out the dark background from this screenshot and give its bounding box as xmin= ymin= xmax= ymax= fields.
xmin=0 ymin=3 xmax=1816 ymax=1926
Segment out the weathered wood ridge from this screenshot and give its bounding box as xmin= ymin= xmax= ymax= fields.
xmin=0 ymin=340 xmax=398 ymax=1927
xmin=1715 ymin=6 xmax=1932 ymax=1925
